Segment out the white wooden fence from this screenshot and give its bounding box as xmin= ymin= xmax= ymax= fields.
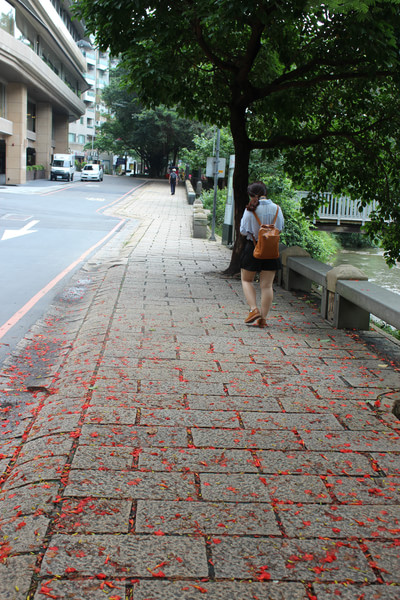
xmin=296 ymin=191 xmax=378 ymax=225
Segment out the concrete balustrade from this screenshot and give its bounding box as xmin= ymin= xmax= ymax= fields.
xmin=281 ymin=247 xmax=400 ymax=331
xmin=192 ymin=197 xmax=209 ymax=239
xmin=185 ymin=180 xmax=196 ymax=205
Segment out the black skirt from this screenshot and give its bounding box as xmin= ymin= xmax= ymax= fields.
xmin=240 ymin=239 xmax=282 ymax=272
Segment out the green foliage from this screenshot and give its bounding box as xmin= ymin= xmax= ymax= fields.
xmin=201 ymin=188 xmax=227 ymax=235
xmin=95 ymin=66 xmax=201 ymax=176
xmin=74 ymin=0 xmax=400 ymax=267
xmin=257 ymin=171 xmax=340 ymax=262
xmin=180 ymin=127 xmax=234 ymax=172
xmin=373 ymin=320 xmax=400 ymax=342
xmin=334 ymin=232 xmax=377 ymax=249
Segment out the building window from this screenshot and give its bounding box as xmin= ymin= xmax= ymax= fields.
xmin=27 ymin=100 xmax=36 ymax=132
xmin=0 ymin=0 xmax=15 ymax=35
xmin=69 ymin=133 xmax=76 ymax=143
xmin=78 ymin=135 xmax=85 ymax=144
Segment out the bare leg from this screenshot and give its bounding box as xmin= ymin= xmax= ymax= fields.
xmin=241 ymin=269 xmax=258 ymax=310
xmin=259 ymin=270 xmax=276 ymax=319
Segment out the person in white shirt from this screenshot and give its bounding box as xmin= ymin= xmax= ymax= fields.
xmin=239 ymin=181 xmax=284 ymax=328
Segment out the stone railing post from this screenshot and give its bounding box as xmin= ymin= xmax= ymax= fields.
xmin=326 ymin=265 xmax=369 ymax=328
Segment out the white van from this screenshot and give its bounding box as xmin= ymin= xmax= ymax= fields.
xmin=50 ymin=154 xmax=75 ymax=181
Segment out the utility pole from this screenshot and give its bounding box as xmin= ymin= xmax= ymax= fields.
xmin=210 ymin=127 xmax=220 ymax=241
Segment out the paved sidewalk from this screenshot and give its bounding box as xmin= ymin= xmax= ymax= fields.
xmin=0 ymin=180 xmax=399 ymax=600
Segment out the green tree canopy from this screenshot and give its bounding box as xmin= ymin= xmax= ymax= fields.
xmin=75 ymin=0 xmax=400 ymax=270
xmin=97 ymin=68 xmax=201 ymax=176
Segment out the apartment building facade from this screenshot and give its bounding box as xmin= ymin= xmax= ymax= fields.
xmin=69 ymin=40 xmax=114 ymax=173
xmin=0 ymin=0 xmax=88 ymax=184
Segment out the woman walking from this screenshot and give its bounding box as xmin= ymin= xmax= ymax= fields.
xmin=239 ymin=181 xmax=284 ymax=328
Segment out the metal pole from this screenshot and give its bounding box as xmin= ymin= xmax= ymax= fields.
xmin=210 ymin=128 xmax=220 ymax=241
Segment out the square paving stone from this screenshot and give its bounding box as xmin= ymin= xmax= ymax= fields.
xmin=281 ymin=346 xmax=352 ymax=358
xmin=138 ymin=448 xmax=259 ymax=473
xmin=366 ymin=541 xmax=400 ymax=582
xmin=71 ymin=445 xmax=135 ymax=470
xmin=192 ymin=428 xmax=301 ymax=451
xmin=95 ymin=366 xmax=141 ymax=380
xmin=326 ymin=475 xmax=400 ymax=504
xmin=0 ymin=482 xmax=58 ymax=520
xmin=313 ymin=583 xmax=400 ymax=599
xmin=181 ymin=371 xmax=237 ymax=384
xmin=241 ymin=412 xmax=343 ymax=430
xmin=224 ymin=382 xmax=270 ymax=396
xmin=140 ymin=408 xmax=240 ymax=428
xmin=84 ymin=406 xmax=137 ymax=425
xmin=334 ymin=412 xmax=395 ymax=431
xmin=17 ymin=435 xmax=75 ymax=465
xmin=0 ymin=514 xmax=49 ymax=553
xmin=79 ymin=424 xmax=188 ymax=447
xmin=169 ymin=360 xmax=222 ymax=372
xmin=2 ymin=455 xmax=66 ymax=490
xmin=0 ymin=554 xmax=36 ymax=600
xmin=90 ymin=381 xmax=138 ymax=399
xmin=211 ymin=537 xmax=376 ymax=582
xmin=136 ymin=499 xmax=280 ymax=536
xmin=33 ymin=579 xmax=126 ymax=600
xmin=64 ymin=470 xmax=196 ymax=500
xmin=371 ymin=453 xmax=400 ymax=476
xmin=280 ymin=396 xmax=339 ymax=413
xmin=132 ymin=580 xmax=307 ymax=599
xmin=40 ymin=534 xmax=208 ymax=578
xmin=200 ymin=473 xmax=329 ymax=503
xmin=277 ymin=504 xmax=400 ymax=538
xmin=311 ymin=385 xmax=383 ymax=403
xmin=256 ymin=450 xmax=376 ymax=476
xmin=53 ymin=498 xmax=132 ymax=533
xmin=301 ymin=431 xmax=400 ymax=452
xmin=138 ymin=349 xmax=180 ymax=361
xmin=187 ymin=395 xmax=282 ymax=412
xmin=131 ymin=393 xmax=189 ymax=409
xmin=343 ymin=373 xmax=400 ymax=388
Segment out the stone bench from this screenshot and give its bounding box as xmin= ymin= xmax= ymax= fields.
xmin=285 ymin=255 xmax=333 ymax=317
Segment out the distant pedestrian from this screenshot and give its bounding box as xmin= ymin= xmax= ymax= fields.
xmin=239 ymin=181 xmax=284 ymax=328
xmin=169 ymin=168 xmax=178 ymax=195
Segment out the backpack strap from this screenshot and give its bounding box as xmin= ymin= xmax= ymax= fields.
xmin=252 ymin=206 xmax=280 ymax=227
xmin=249 ymin=205 xmax=280 ymax=246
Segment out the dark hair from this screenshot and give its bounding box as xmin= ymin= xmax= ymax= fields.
xmin=246 ymin=181 xmax=267 ymax=211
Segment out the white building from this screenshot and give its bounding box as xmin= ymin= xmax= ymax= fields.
xmin=69 ymin=40 xmax=114 ymax=173
xmin=0 ymin=0 xmax=88 ymax=184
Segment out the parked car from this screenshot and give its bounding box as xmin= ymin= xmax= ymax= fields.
xmin=81 ymin=164 xmax=103 ymax=181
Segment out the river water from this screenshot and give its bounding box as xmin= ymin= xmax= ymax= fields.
xmin=329 ymin=248 xmax=400 ymax=295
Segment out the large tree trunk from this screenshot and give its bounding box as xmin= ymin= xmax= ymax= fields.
xmin=223 ymin=108 xmax=251 ymax=275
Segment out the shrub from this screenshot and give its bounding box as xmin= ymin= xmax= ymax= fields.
xmin=258 ymin=173 xmax=339 ymax=262
xmin=201 ymin=188 xmax=227 ymax=236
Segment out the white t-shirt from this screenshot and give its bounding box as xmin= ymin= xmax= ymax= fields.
xmin=240 ymin=199 xmax=284 ymax=241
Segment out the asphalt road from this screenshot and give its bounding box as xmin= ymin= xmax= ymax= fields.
xmin=0 ymin=174 xmax=145 ymax=368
